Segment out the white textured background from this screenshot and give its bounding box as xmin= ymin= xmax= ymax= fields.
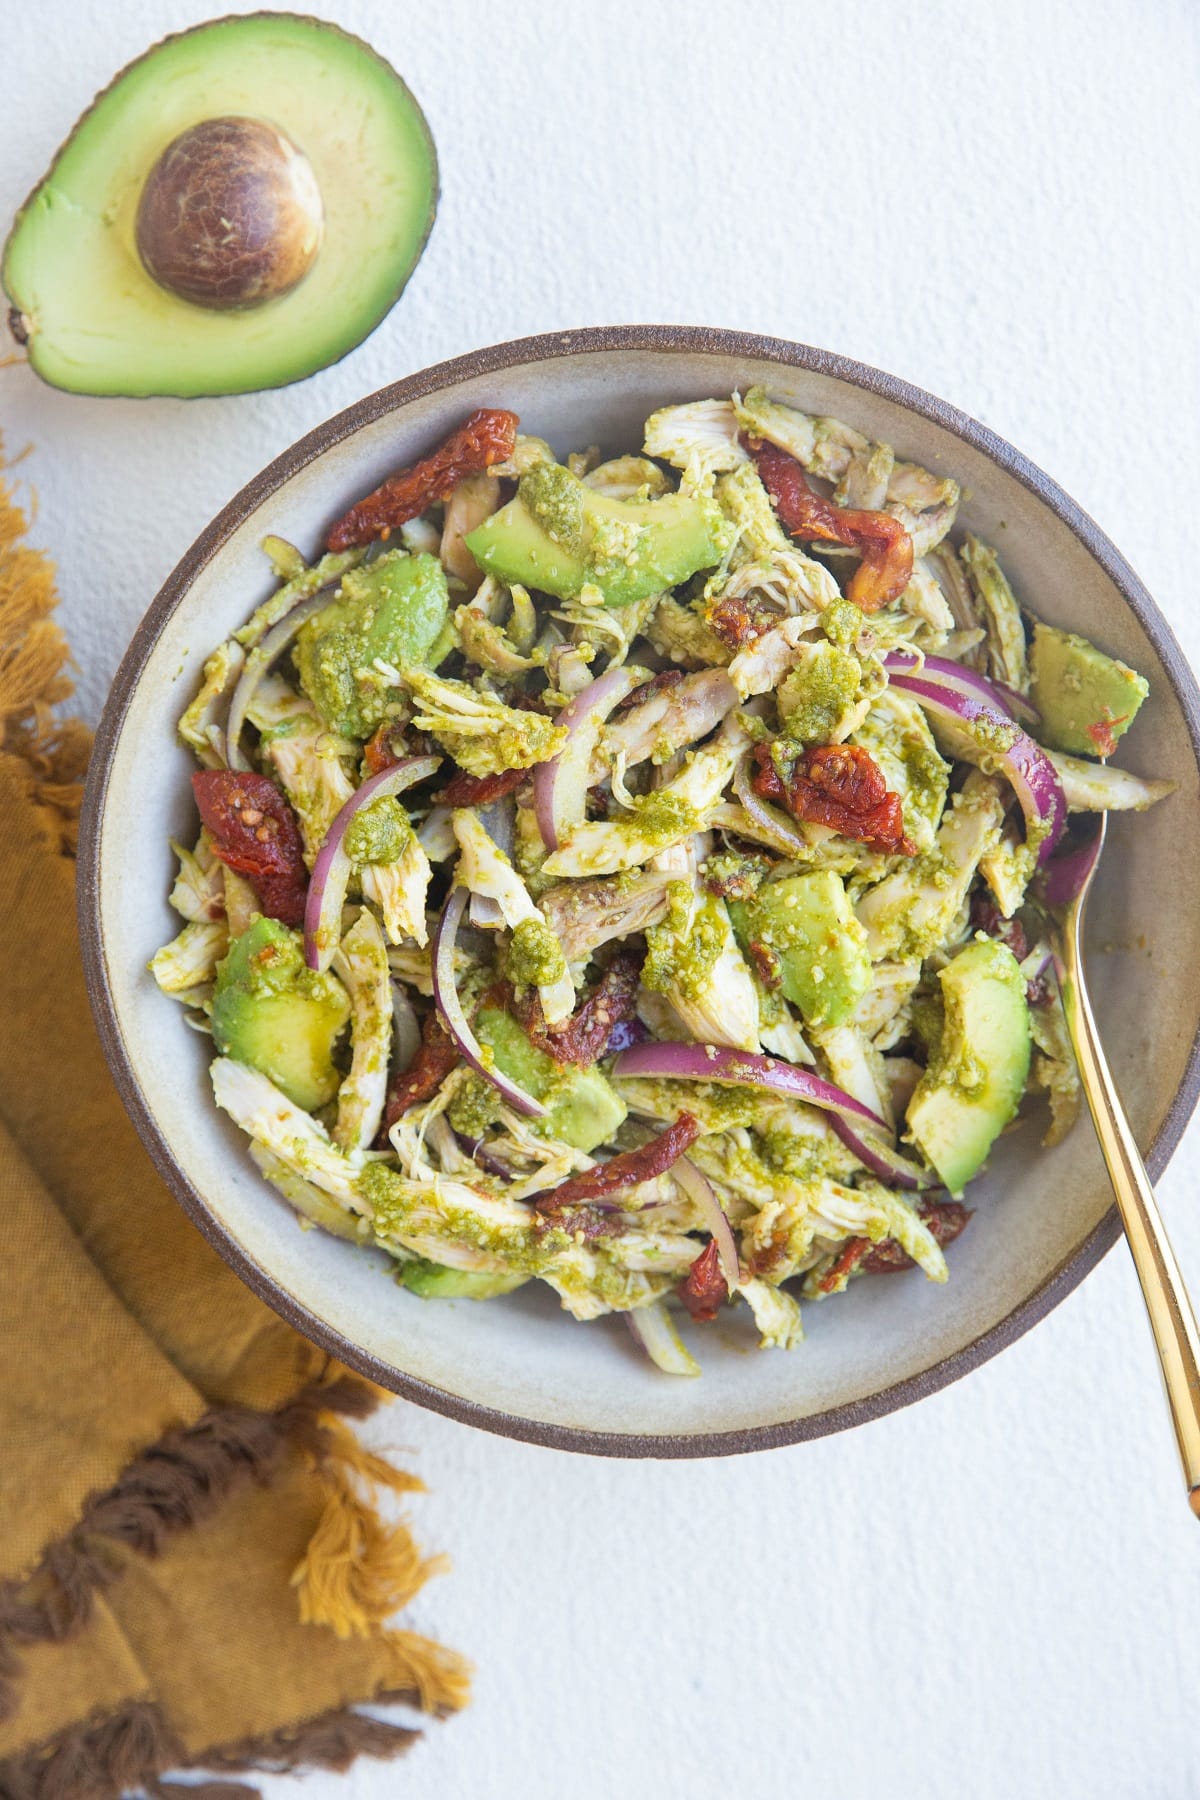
xmin=4 ymin=1 xmax=1200 ymax=1794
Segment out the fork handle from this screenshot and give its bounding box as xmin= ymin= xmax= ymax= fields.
xmin=1063 ymin=962 xmax=1200 ymax=1511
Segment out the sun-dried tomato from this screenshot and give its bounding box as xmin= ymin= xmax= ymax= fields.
xmin=192 ymin=770 xmax=308 ymax=926
xmin=752 ymin=741 xmax=916 ymax=855
xmin=814 ymin=1237 xmax=873 ymax=1295
xmin=533 ymin=1112 xmax=701 ymax=1213
xmin=326 ymin=409 xmax=520 ymax=551
xmin=705 ymin=593 xmax=775 ymax=649
xmin=970 ymin=892 xmax=1029 ymax=963
xmin=678 ymin=1239 xmax=729 ymax=1322
xmin=514 ymin=951 xmax=642 ymax=1069
xmin=744 ymin=435 xmax=913 ymax=611
xmin=746 ymin=939 xmax=782 ymax=990
xmin=377 ymin=1012 xmax=458 ymax=1144
xmin=1085 ymin=713 xmax=1127 ymax=758
xmin=861 ymin=1201 xmax=972 ymax=1273
xmin=613 ymin=668 xmax=685 ymax=713
xmin=362 ymin=723 xmax=408 ymax=776
xmin=437 ymin=764 xmax=528 ymax=807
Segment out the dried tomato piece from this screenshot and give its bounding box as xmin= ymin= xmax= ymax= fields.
xmin=514 ymin=951 xmax=642 ymax=1069
xmin=705 ymin=593 xmax=774 ymax=649
xmin=533 ymin=1112 xmax=701 ymax=1213
xmin=861 ymin=1201 xmax=972 ymax=1274
xmin=192 ymin=770 xmax=308 ymax=926
xmin=752 ymin=741 xmax=916 ymax=856
xmin=814 ymin=1237 xmax=873 ymax=1295
xmin=1085 ymin=714 xmax=1128 ymax=758
xmin=613 ymin=668 xmax=685 ymax=713
xmin=746 ymin=939 xmax=782 ymax=990
xmin=377 ymin=1012 xmax=459 ymax=1144
xmin=969 ymin=892 xmax=1029 ymax=964
xmin=362 ymin=723 xmax=409 ymax=776
xmin=437 ymin=764 xmax=528 ymax=807
xmin=678 ymin=1239 xmax=729 ymax=1322
xmin=326 ymin=408 xmax=520 ymax=551
xmin=744 ymin=435 xmax=913 ymax=611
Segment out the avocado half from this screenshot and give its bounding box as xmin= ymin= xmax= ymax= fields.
xmin=2 ymin=13 xmax=438 ymax=397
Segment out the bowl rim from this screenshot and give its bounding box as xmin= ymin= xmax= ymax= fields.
xmin=77 ymin=323 xmax=1200 ymax=1458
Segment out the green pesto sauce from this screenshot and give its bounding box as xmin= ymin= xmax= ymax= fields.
xmin=701 ymin=849 xmax=769 ymax=901
xmin=627 ymin=789 xmax=701 ymax=847
xmin=970 ymin=711 xmax=1019 ymax=756
xmin=642 ymin=886 xmax=726 ymax=1002
xmin=777 ymin=642 xmax=862 ymax=744
xmin=447 ymin=1074 xmax=505 ymax=1139
xmin=521 ymin=460 xmax=588 ymax=553
xmin=507 ymin=916 xmax=569 ymax=988
xmin=345 ymin=796 xmax=412 ymax=867
xmin=296 ymin=551 xmax=449 ymax=740
xmin=822 ymin=598 xmax=864 ymax=648
xmin=756 ymin=1126 xmax=837 ymax=1182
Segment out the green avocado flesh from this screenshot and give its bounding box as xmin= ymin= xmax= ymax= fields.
xmin=2 ymin=14 xmax=438 ymax=396
xmin=212 ymin=917 xmax=350 ymax=1111
xmin=400 ymin=1259 xmax=528 ymax=1300
xmin=297 ymin=550 xmax=449 ymax=739
xmin=1029 ymin=622 xmax=1149 ymax=756
xmin=465 ymin=461 xmax=728 ymax=607
xmin=905 ymin=936 xmax=1031 ymax=1197
xmin=474 ymin=1007 xmax=627 ymax=1153
xmin=729 ymin=872 xmax=871 ymax=1029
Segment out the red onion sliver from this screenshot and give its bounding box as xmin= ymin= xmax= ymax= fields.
xmin=827 ymin=1115 xmax=935 ymax=1190
xmin=304 ymin=755 xmax=441 ymax=971
xmin=1038 ymin=826 xmax=1104 ymax=907
xmin=886 ymin=670 xmax=1066 ymax=865
xmin=226 ymin=586 xmax=340 ymax=771
xmin=533 ymin=665 xmax=646 ymax=850
xmin=673 ymin=1157 xmax=740 ymax=1287
xmin=884 ymin=652 xmax=1040 ymax=728
xmin=731 ymin=755 xmax=813 ymax=857
xmin=432 ymin=887 xmax=546 ymax=1117
xmin=612 ymin=1041 xmax=887 ymax=1128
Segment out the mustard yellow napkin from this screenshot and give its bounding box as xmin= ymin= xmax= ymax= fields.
xmin=0 ymin=456 xmax=468 ymax=1797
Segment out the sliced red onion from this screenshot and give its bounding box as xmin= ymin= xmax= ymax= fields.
xmin=886 ymin=669 xmax=1066 ymax=865
xmin=452 ymin=1129 xmax=515 ymax=1180
xmin=613 ymin=1041 xmax=887 ymax=1129
xmin=673 ymin=1157 xmax=740 ymax=1288
xmin=731 ymin=754 xmax=813 ymax=857
xmin=884 ymin=652 xmax=1040 ymax=728
xmin=626 ymin=1302 xmax=700 ymax=1377
xmin=226 ymin=586 xmax=339 ymax=771
xmin=606 ymin=1016 xmax=649 ymax=1057
xmin=534 ymin=665 xmax=645 ymax=850
xmin=828 ymin=1116 xmax=935 ymax=1190
xmin=304 ymin=755 xmax=441 ymax=971
xmin=390 ymin=981 xmax=422 ymax=1074
xmin=1038 ymin=824 xmax=1104 ymax=907
xmin=432 ymin=886 xmax=546 ymax=1117
xmin=470 ymin=799 xmax=516 ymax=928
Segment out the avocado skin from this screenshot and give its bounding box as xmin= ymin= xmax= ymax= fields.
xmin=729 ymin=872 xmax=872 ymax=1029
xmin=400 ymin=1259 xmax=528 ymax=1300
xmin=296 ymin=551 xmax=448 ymax=739
xmin=2 ymin=13 xmax=439 ymax=397
xmin=1029 ymin=622 xmax=1148 ymax=756
xmin=212 ymin=916 xmax=350 ymax=1111
xmin=905 ymin=936 xmax=1031 ymax=1197
xmin=465 ymin=462 xmax=728 ymax=608
xmin=474 ymin=1007 xmax=627 ymax=1153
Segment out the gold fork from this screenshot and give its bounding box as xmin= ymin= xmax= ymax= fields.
xmin=1049 ymin=812 xmax=1200 ymax=1512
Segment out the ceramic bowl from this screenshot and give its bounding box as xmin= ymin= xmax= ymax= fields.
xmin=78 ymin=327 xmax=1200 ymax=1456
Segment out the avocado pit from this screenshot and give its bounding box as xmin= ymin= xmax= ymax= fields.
xmin=135 ymin=115 xmax=323 ymax=311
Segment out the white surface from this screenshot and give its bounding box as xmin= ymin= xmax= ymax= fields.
xmin=3 ymin=0 xmax=1199 ymax=1793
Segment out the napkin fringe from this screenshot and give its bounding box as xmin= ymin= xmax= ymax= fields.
xmin=0 ymin=1679 xmax=450 ymax=1800
xmin=0 ymin=1372 xmax=459 ymax=1725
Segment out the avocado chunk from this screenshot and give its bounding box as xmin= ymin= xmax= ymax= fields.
xmin=905 ymin=936 xmax=1031 ymax=1196
xmin=1029 ymin=622 xmax=1149 ymax=756
xmin=465 ymin=461 xmax=729 ymax=608
xmin=400 ymin=1258 xmax=528 ymax=1300
xmin=212 ymin=917 xmax=350 ymax=1111
xmin=3 ymin=14 xmax=437 ymax=396
xmin=296 ymin=551 xmax=448 ymax=739
xmin=729 ymin=872 xmax=872 ymax=1029
xmin=474 ymin=1007 xmax=627 ymax=1152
